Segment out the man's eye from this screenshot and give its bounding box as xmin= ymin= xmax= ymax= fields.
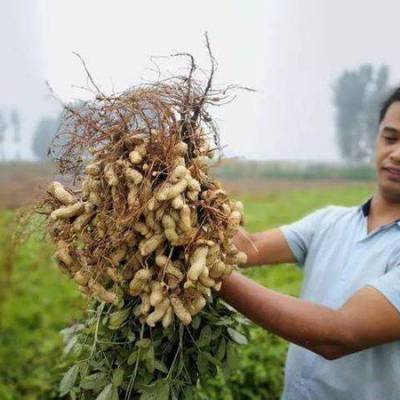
xmin=384 ymin=137 xmax=397 ymax=144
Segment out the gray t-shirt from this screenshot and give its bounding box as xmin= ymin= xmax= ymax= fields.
xmin=279 ymin=199 xmax=400 ymax=400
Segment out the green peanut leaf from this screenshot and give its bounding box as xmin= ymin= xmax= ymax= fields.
xmin=196 ymin=353 xmax=209 ymax=377
xmin=216 ymin=338 xmax=227 ymax=361
xmin=59 ymin=364 xmax=80 ymax=395
xmin=227 ymin=327 xmax=248 ymax=345
xmin=80 ymin=372 xmax=108 ymax=390
xmin=192 ymin=316 xmax=201 ymax=330
xmin=137 ymin=338 xmax=152 ymax=349
xmin=112 ymin=368 xmax=124 ymax=387
xmin=95 ymin=383 xmax=119 ymax=400
xmin=139 ymin=379 xmax=170 ymax=400
xmin=145 ymin=345 xmax=155 ymax=374
xmin=108 ymin=308 xmax=131 ymax=330
xmin=127 ymin=351 xmax=139 ymax=366
xmin=154 ymin=359 xmax=168 ymax=374
xmin=197 ymin=325 xmax=212 ymax=347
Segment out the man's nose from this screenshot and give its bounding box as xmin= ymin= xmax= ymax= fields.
xmin=390 ymin=145 xmax=400 ymax=163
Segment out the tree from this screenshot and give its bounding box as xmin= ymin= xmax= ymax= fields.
xmin=10 ymin=109 xmax=21 ymax=159
xmin=32 ymin=116 xmax=61 ymax=161
xmin=333 ymin=64 xmax=390 ymax=163
xmin=361 ymin=66 xmax=390 ymax=158
xmin=0 ymin=111 xmax=7 ymax=161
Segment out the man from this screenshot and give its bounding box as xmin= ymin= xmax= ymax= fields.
xmin=221 ymin=88 xmax=400 ymax=399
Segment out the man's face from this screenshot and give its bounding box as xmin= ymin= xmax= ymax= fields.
xmin=376 ymin=101 xmax=400 ymax=201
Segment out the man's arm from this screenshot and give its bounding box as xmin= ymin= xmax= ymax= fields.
xmin=233 ymin=227 xmax=297 ymax=267
xmin=220 ymin=272 xmax=400 ymax=360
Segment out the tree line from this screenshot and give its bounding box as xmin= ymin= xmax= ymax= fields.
xmin=0 ymin=65 xmax=396 ymax=163
xmin=333 ymin=64 xmax=393 ymax=163
xmin=0 ymin=109 xmax=21 ymax=160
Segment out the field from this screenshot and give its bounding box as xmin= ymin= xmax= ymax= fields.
xmin=0 ymin=176 xmax=375 ymax=399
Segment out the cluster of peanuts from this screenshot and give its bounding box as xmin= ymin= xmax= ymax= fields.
xmin=46 ymin=131 xmax=247 ymax=328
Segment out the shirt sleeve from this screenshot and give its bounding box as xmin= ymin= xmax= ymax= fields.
xmin=278 ymin=207 xmax=331 ymax=267
xmin=366 ymin=249 xmax=400 ymax=313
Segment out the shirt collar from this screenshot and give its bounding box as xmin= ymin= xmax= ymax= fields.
xmin=360 ymin=198 xmax=372 ymax=218
xmin=359 ymin=197 xmax=400 ymax=226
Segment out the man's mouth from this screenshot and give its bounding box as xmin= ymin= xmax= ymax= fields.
xmin=383 ymin=167 xmax=400 ymax=180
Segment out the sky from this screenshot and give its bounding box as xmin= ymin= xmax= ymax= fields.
xmin=1 ymin=0 xmax=400 ymax=161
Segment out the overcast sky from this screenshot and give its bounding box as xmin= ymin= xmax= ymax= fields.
xmin=1 ymin=0 xmax=400 ymax=161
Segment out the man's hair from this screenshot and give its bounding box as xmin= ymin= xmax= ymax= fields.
xmin=379 ymin=87 xmax=400 ymax=122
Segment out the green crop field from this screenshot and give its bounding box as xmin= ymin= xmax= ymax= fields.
xmin=0 ymin=183 xmax=374 ymax=400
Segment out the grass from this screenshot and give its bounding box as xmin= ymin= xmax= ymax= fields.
xmin=0 ymin=212 xmax=84 ymax=400
xmin=0 ymin=182 xmax=375 ymax=399
xmin=214 ymin=159 xmax=376 ymax=181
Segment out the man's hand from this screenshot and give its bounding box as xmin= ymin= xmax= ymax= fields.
xmin=220 ymin=272 xmax=400 ymax=360
xmin=233 ymin=227 xmax=297 ymax=267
